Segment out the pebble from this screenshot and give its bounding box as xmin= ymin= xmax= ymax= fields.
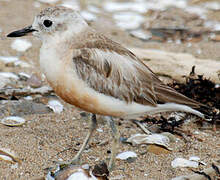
xmin=27 ymin=74 xmax=42 ymax=88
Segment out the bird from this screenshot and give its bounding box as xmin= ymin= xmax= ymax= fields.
xmin=7 ymin=6 xmax=208 ymax=171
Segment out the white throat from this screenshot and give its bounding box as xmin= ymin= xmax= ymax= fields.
xmin=39 ymin=19 xmax=88 ymax=81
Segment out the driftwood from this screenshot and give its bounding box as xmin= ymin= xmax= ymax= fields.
xmin=0 ymin=86 xmax=53 ymax=97
xmin=130 ymin=48 xmax=220 ymax=83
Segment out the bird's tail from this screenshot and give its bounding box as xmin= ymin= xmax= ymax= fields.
xmin=154 ymin=84 xmax=212 ymax=120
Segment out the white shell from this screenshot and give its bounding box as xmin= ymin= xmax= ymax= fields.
xmin=0 ymin=56 xmax=19 ymax=63
xmin=80 ymin=11 xmax=96 ymax=21
xmin=60 ymin=0 xmax=80 ymax=11
xmin=0 ymin=116 xmax=26 ymax=126
xmin=116 ymin=151 xmax=137 ymax=160
xmin=113 ymin=12 xmax=144 ymax=30
xmin=50 ymin=165 xmax=99 ymax=180
xmin=203 ymin=2 xmax=220 ymax=10
xmin=47 ymin=99 xmax=64 ymax=114
xmin=11 ymin=39 xmax=32 ymax=52
xmin=127 ymin=133 xmax=172 ymax=150
xmin=0 ymin=56 xmax=30 ymax=67
xmin=38 ymin=0 xmax=59 ymax=4
xmin=67 ymin=170 xmax=97 ymax=180
xmin=31 ymin=85 xmax=52 ymax=94
xmin=215 ymin=84 xmax=220 ymax=88
xmin=130 ymin=29 xmax=152 ymax=41
xmin=96 ymin=128 xmax=103 ymax=133
xmin=14 ymin=61 xmax=30 ymax=68
xmin=0 ymin=76 xmax=10 ymax=88
xmin=171 ymin=176 xmax=188 ymax=180
xmin=104 ymin=2 xmax=148 ymax=13
xmin=0 ymin=72 xmax=19 ymax=80
xmin=171 ymin=158 xmax=198 ymax=168
xmin=189 ymin=156 xmax=200 ymax=162
xmin=0 ymin=154 xmax=13 ymax=162
xmin=0 ymin=148 xmax=20 ymax=163
xmin=18 ymin=72 xmax=31 ymax=79
xmin=189 ymin=156 xmax=207 ymax=165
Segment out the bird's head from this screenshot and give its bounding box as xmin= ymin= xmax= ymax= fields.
xmin=7 ymin=6 xmax=88 ymax=41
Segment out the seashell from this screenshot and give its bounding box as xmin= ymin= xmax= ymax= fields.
xmin=127 ymin=133 xmax=172 ymax=150
xmin=80 ymin=11 xmax=96 ymax=21
xmin=38 ymin=0 xmax=59 ymax=4
xmin=116 ymin=151 xmax=137 ymax=160
xmin=130 ymin=29 xmax=152 ymax=41
xmin=0 ymin=72 xmax=19 ymax=80
xmin=0 ymin=56 xmax=19 ymax=64
xmin=60 ymin=0 xmax=80 ymax=11
xmin=0 ymin=148 xmax=21 ymax=163
xmin=189 ymin=156 xmax=200 ymax=162
xmin=48 ymin=163 xmax=109 ymax=180
xmin=0 ymin=56 xmax=30 ymax=68
xmin=0 ymin=116 xmax=26 ymax=127
xmin=113 ymin=12 xmax=144 ymax=30
xmin=11 ymin=39 xmax=32 ymax=52
xmin=47 ymin=99 xmax=64 ymax=114
xmin=171 ymin=157 xmax=198 ymax=168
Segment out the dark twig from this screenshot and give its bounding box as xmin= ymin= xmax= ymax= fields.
xmin=212 ymin=163 xmax=220 ymax=175
xmin=192 ymin=170 xmax=212 ymax=180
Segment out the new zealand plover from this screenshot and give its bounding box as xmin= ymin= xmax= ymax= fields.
xmin=7 ymin=6 xmax=208 ymax=170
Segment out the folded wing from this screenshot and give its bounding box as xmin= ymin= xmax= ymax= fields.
xmin=72 ymin=34 xmax=204 ymax=109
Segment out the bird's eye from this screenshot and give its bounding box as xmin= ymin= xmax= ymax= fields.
xmin=43 ymin=20 xmax=53 ymax=28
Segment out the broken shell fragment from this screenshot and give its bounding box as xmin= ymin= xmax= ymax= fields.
xmin=0 ymin=72 xmax=19 ymax=80
xmin=11 ymin=39 xmax=32 ymax=52
xmin=54 ymin=164 xmax=108 ymax=180
xmin=0 ymin=116 xmax=26 ymax=127
xmin=127 ymin=133 xmax=172 ymax=150
xmin=171 ymin=157 xmax=198 ymax=168
xmin=189 ymin=156 xmax=200 ymax=162
xmin=47 ymin=99 xmax=64 ymax=114
xmin=116 ymin=151 xmax=137 ymax=160
xmin=0 ymin=148 xmax=21 ymax=163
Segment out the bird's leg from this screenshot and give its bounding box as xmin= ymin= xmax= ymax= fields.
xmin=57 ymin=114 xmax=97 ymax=170
xmin=70 ymin=113 xmax=97 ymax=164
xmin=107 ymin=117 xmax=120 ymax=171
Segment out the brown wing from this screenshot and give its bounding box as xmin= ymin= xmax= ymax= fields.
xmin=73 ymin=47 xmax=158 ymax=107
xmin=71 ymin=32 xmax=203 ymax=108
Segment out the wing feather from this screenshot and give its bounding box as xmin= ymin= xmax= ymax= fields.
xmin=73 ymin=48 xmax=157 ymax=106
xmin=71 ymin=32 xmax=204 ymax=109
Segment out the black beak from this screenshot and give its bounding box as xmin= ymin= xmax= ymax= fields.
xmin=7 ymin=25 xmax=37 ymax=37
